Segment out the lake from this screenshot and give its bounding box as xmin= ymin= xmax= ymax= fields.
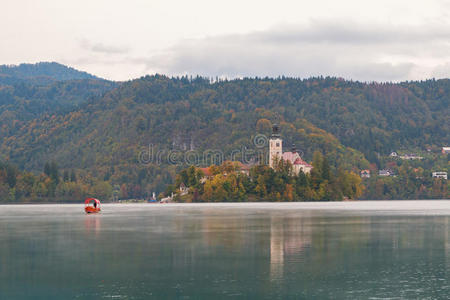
xmin=1 ymin=201 xmax=449 ymax=299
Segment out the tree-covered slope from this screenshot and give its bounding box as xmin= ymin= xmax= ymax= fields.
xmin=1 ymin=75 xmax=448 ymax=197
xmin=0 ymin=63 xmax=118 ymax=137
xmin=0 ymin=76 xmax=368 ymax=193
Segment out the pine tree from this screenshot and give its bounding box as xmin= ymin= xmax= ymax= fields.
xmin=70 ymin=169 xmax=77 ymax=182
xmin=49 ymin=162 xmax=59 ymax=184
xmin=63 ymin=170 xmax=69 ymax=182
xmin=44 ymin=162 xmax=51 ymax=177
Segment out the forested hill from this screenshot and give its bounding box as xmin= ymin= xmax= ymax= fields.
xmin=0 ymin=62 xmax=99 ymax=84
xmin=1 ymin=75 xmax=448 ymax=199
xmin=0 ymin=63 xmax=118 ymax=136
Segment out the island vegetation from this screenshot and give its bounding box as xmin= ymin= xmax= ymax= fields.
xmin=167 ymin=152 xmax=364 ymax=202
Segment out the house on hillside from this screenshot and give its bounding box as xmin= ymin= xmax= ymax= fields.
xmin=442 ymin=147 xmax=450 ymax=154
xmin=400 ymin=153 xmax=423 ymax=160
xmin=432 ymin=172 xmax=447 ymax=180
xmin=379 ymin=169 xmax=393 ymax=177
xmin=179 ymin=182 xmax=188 ymax=195
xmin=199 ymin=167 xmax=213 ymax=183
xmin=360 ymin=170 xmax=371 ymax=178
xmin=389 ymin=152 xmax=398 ymax=157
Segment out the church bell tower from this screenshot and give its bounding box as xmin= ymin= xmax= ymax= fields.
xmin=269 ymin=124 xmax=282 ymax=168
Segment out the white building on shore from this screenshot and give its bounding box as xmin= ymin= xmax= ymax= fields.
xmin=432 ymin=172 xmax=447 ymax=180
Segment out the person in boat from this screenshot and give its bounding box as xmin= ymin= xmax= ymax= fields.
xmin=93 ymin=200 xmax=97 ymax=209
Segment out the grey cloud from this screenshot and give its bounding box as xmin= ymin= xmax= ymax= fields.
xmin=255 ymin=20 xmax=450 ymax=45
xmin=143 ymin=20 xmax=450 ymax=82
xmin=348 ymin=62 xmax=416 ymax=82
xmin=80 ymin=39 xmax=130 ymax=54
xmin=432 ymin=62 xmax=450 ymax=78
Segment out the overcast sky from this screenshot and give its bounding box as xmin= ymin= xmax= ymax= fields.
xmin=1 ymin=0 xmax=449 ymax=81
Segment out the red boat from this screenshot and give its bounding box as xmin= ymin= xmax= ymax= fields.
xmin=85 ymin=198 xmax=101 ymax=214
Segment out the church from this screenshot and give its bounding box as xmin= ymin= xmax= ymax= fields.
xmin=269 ymin=124 xmax=313 ymax=174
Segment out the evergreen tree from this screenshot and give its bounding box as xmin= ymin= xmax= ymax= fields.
xmin=6 ymin=165 xmax=17 ymax=188
xmin=44 ymin=162 xmax=51 ymax=177
xmin=49 ymin=161 xmax=59 ymax=184
xmin=322 ymin=156 xmax=331 ymax=181
xmin=63 ymin=170 xmax=69 ymax=182
xmin=70 ymin=169 xmax=77 ymax=182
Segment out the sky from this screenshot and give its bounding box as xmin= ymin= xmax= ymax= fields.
xmin=1 ymin=0 xmax=449 ymax=81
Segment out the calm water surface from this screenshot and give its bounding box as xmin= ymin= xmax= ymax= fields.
xmin=0 ymin=201 xmax=449 ymax=299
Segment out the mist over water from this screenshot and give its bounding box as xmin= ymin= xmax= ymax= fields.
xmin=1 ymin=201 xmax=449 ymax=299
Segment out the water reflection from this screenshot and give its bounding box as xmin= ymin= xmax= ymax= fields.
xmin=0 ymin=203 xmax=449 ymax=299
xmin=270 ymin=217 xmax=284 ymax=281
xmin=446 ymin=217 xmax=450 ymax=269
xmin=269 ymin=216 xmax=313 ymax=282
xmin=84 ymin=214 xmax=101 ymax=235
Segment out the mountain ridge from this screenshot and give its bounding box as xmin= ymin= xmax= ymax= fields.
xmin=0 ymin=62 xmax=101 ymax=82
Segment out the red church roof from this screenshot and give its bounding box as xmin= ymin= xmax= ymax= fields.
xmin=199 ymin=167 xmax=213 ymax=177
xmin=293 ymin=158 xmax=312 ymax=167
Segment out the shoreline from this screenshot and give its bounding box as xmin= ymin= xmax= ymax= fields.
xmin=1 ymin=199 xmax=449 ymax=208
xmin=0 ymin=198 xmax=449 ymax=205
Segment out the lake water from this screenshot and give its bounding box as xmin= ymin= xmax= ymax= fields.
xmin=1 ymin=201 xmax=449 ymax=299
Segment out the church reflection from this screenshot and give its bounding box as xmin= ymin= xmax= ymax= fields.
xmin=269 ymin=218 xmax=284 ymax=281
xmin=269 ymin=215 xmax=312 ymax=281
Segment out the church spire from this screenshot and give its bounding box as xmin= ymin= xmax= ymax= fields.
xmin=271 ymin=123 xmax=280 ymax=138
xmin=291 ymin=143 xmax=297 ymax=153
